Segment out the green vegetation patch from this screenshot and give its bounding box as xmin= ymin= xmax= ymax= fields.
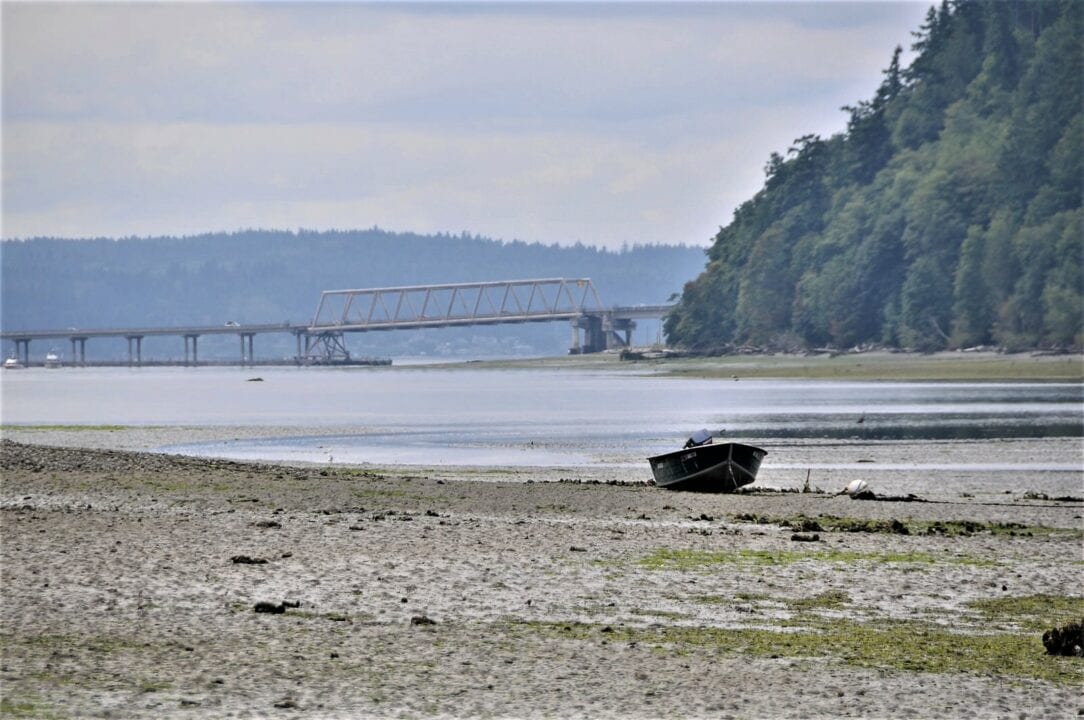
xmin=970 ymin=594 xmax=1084 ymax=632
xmin=788 ymin=590 xmax=851 ymax=612
xmin=138 ymin=680 xmax=173 ymax=693
xmin=349 ymin=487 xmax=433 ymax=502
xmin=637 ymin=547 xmax=993 ymax=570
xmin=513 ymin=618 xmax=1083 ymax=686
xmin=1 ymin=631 xmax=174 ymax=712
xmin=734 ymin=592 xmax=772 ymax=602
xmin=0 ymin=695 xmax=61 ymax=719
xmin=5 ymin=631 xmax=144 ymax=656
xmin=733 ymin=513 xmax=1075 ymax=538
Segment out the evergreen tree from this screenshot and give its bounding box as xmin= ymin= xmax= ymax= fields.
xmin=951 ymin=225 xmax=992 ymax=346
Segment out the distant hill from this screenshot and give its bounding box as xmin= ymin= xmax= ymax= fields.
xmin=1 ymin=229 xmax=704 ymax=358
xmin=665 ymin=0 xmax=1082 ymax=352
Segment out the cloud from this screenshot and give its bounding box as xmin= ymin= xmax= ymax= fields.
xmin=2 ymin=2 xmax=931 ymax=246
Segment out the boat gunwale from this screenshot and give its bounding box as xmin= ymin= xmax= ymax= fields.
xmin=646 ymin=441 xmax=767 ymax=464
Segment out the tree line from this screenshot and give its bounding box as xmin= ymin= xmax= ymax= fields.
xmin=665 ymin=0 xmax=1082 ymax=352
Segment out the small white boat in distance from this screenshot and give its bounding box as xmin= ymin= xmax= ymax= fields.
xmin=4 ymin=355 xmax=25 ymax=370
xmin=44 ymin=350 xmax=61 ymax=368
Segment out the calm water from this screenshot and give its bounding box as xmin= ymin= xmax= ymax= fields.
xmin=2 ymin=366 xmax=1081 ymax=475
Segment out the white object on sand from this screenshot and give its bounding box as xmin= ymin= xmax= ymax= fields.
xmin=843 ymin=479 xmax=869 ymax=496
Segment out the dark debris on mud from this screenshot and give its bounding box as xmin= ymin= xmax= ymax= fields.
xmin=1043 ymin=621 xmax=1084 ymax=657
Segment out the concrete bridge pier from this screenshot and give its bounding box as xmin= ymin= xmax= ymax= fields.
xmin=125 ymin=336 xmax=143 ymax=367
xmin=184 ymin=334 xmax=200 ymax=366
xmin=70 ymin=337 xmax=87 ymax=366
xmin=12 ymin=338 xmax=31 ymax=366
xmin=611 ymin=317 xmax=636 ymax=348
xmin=240 ymin=333 xmax=255 ymax=366
xmin=569 ymin=313 xmax=636 ymax=353
xmin=570 ymin=315 xmax=606 ymax=354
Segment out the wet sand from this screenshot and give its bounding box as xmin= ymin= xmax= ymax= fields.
xmin=1 ymin=435 xmax=1082 ymax=719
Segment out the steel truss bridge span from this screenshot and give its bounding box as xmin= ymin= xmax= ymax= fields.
xmin=311 ymin=278 xmax=603 ymax=332
xmin=304 ymin=278 xmax=631 ymax=361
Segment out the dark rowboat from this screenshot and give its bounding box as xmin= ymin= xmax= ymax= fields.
xmin=648 ymin=432 xmax=767 ymax=492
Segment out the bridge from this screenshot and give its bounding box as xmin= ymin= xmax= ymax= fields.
xmin=1 ymin=278 xmax=672 ymax=366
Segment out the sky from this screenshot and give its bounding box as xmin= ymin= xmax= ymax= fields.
xmin=1 ymin=1 xmax=931 ymax=249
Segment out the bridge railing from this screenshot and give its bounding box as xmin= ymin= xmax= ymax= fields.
xmin=310 ymin=278 xmax=604 ymax=330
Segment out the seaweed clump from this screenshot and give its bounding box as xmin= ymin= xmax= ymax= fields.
xmin=1042 ymin=621 xmax=1084 ymax=657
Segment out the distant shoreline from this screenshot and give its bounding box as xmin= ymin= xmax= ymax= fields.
xmin=5 ymin=349 xmax=1081 ymax=380
xmin=433 ymin=349 xmax=1084 ymax=382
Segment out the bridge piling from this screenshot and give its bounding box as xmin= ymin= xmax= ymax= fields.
xmin=239 ymin=333 xmax=254 ymax=366
xmin=70 ymin=337 xmax=87 ymax=366
xmin=15 ymin=338 xmax=30 ymax=366
xmin=125 ymin=336 xmax=143 ymax=367
xmin=183 ymin=334 xmax=200 ymax=366
xmin=611 ymin=317 xmax=636 ymax=349
xmin=572 ymin=315 xmax=607 ymax=354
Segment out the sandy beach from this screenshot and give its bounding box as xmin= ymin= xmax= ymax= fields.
xmin=1 ymin=429 xmax=1081 ymax=719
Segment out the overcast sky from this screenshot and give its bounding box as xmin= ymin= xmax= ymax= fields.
xmin=2 ymin=1 xmax=930 ymax=249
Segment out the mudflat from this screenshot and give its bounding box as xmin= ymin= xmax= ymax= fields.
xmin=1 ymin=438 xmax=1082 ymax=719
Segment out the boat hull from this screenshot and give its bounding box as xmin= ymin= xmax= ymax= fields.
xmin=647 ymin=442 xmax=767 ymax=493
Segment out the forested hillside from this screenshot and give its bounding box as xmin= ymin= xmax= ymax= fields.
xmin=1 ymin=229 xmax=702 ymax=357
xmin=665 ymin=0 xmax=1082 ymax=352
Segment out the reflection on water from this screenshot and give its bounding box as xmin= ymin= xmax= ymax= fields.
xmin=720 ymin=416 xmax=1083 ymax=441
xmin=175 ymin=436 xmax=595 ymax=468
